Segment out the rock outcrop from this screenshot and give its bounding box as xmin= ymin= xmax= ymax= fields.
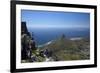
xmin=21 ymin=22 xmax=36 ymax=61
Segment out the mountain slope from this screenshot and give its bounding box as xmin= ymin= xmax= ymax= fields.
xmin=40 ymin=36 xmax=90 ymax=61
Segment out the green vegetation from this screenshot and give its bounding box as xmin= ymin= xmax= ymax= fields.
xmin=40 ymin=35 xmax=90 ymax=61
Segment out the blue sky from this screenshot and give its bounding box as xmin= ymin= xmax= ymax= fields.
xmin=21 ymin=10 xmax=90 ymax=29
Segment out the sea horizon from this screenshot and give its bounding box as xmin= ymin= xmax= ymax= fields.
xmin=28 ymin=27 xmax=90 ymax=46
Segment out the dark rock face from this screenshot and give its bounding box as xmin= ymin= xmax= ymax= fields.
xmin=21 ymin=22 xmax=31 ymax=36
xmin=21 ymin=22 xmax=36 ymax=61
xmin=21 ymin=22 xmax=28 ymax=34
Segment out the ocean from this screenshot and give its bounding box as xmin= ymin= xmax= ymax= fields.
xmin=28 ymin=28 xmax=90 ymax=45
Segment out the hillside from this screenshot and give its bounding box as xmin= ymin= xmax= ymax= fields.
xmin=39 ymin=35 xmax=90 ymax=61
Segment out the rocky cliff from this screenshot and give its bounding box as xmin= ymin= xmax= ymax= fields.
xmin=21 ymin=22 xmax=36 ymax=61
